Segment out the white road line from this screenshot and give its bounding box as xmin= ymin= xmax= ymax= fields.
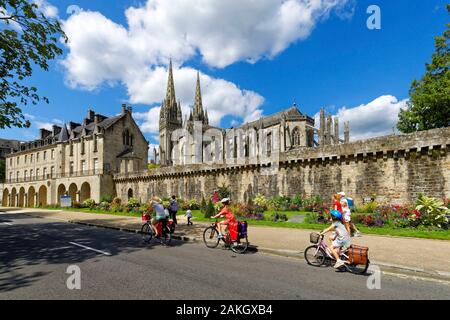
xmin=69 ymin=242 xmax=111 ymax=256
xmin=1 ymin=222 xmax=13 ymax=226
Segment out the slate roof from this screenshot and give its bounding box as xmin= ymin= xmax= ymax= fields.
xmin=240 ymin=106 xmax=313 ymax=130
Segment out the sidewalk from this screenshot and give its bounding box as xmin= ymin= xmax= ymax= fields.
xmin=7 ymin=208 xmax=450 ymax=277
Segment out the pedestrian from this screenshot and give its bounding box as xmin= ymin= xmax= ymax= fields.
xmin=168 ymin=195 xmax=179 ymax=225
xmin=185 ymin=206 xmax=193 ymax=226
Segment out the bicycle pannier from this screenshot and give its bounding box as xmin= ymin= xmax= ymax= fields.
xmin=348 ymin=245 xmax=368 ymax=265
xmin=238 ymin=221 xmax=248 ymax=238
xmin=310 ymin=232 xmax=320 ymax=244
xmin=229 ymin=221 xmax=239 ymax=241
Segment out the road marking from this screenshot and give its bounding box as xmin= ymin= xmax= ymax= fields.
xmin=69 ymin=242 xmax=111 ymax=256
xmin=1 ymin=222 xmax=13 ymax=226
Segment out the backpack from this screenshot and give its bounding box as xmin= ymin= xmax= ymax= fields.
xmin=346 ymin=197 xmax=354 ymax=209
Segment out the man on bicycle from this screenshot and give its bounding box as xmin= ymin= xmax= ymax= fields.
xmin=212 ymin=198 xmax=236 ymax=239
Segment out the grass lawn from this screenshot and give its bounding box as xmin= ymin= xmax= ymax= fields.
xmin=41 ymin=207 xmax=450 ymax=240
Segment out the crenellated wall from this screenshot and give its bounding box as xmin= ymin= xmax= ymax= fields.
xmin=114 ymin=127 xmax=450 ymax=205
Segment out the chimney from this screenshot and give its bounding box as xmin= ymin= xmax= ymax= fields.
xmin=94 ymin=114 xmax=100 ymax=124
xmin=127 ymin=105 xmax=133 ymax=114
xmin=121 ymin=103 xmax=127 ymax=114
xmin=40 ymin=128 xmax=51 ymax=140
xmin=87 ymin=109 xmax=95 ymax=121
xmin=52 ymin=125 xmax=62 ymax=137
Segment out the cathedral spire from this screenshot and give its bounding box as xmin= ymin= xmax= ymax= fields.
xmin=165 ymin=58 xmax=176 ymax=105
xmin=193 ymin=71 xmax=206 ymax=124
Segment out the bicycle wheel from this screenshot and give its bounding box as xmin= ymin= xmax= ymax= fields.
xmin=203 ymin=226 xmax=220 ymax=248
xmin=230 ymin=236 xmax=249 ymax=254
xmin=345 ymin=259 xmax=370 ymax=275
xmin=304 ymin=245 xmax=326 ymax=267
xmin=160 ymin=227 xmax=172 ymax=246
xmin=141 ymin=223 xmax=153 ymax=243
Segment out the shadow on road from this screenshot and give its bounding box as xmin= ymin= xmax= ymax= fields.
xmin=0 ymin=214 xmax=187 ymax=293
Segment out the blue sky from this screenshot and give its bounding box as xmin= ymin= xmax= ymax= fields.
xmin=1 ymin=0 xmax=448 ymax=145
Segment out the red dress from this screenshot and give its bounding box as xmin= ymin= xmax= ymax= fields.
xmin=333 ymin=199 xmax=343 ymax=213
xmin=220 ymin=206 xmax=236 ymax=225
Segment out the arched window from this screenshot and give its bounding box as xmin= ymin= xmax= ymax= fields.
xmin=127 ymin=188 xmax=133 ymax=200
xmin=292 ymin=127 xmax=301 ymax=146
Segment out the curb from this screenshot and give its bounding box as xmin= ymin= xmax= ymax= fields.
xmin=17 ymin=211 xmax=450 ymax=282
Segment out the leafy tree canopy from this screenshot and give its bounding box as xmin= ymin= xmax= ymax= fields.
xmin=397 ymin=5 xmax=450 ymax=133
xmin=0 ymin=0 xmax=67 ymax=129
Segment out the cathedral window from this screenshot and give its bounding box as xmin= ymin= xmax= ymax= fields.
xmin=292 ymin=127 xmax=301 ymax=146
xmin=266 ymin=132 xmax=272 ymax=157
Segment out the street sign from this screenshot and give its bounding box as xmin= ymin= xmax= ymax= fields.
xmin=60 ymin=195 xmax=72 ymax=208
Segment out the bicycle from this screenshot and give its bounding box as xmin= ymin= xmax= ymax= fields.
xmin=141 ymin=218 xmax=173 ymax=246
xmin=203 ymin=219 xmax=249 ymax=254
xmin=304 ymin=232 xmax=370 ymax=275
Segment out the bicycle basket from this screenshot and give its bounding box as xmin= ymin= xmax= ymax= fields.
xmin=310 ymin=232 xmax=320 ymax=244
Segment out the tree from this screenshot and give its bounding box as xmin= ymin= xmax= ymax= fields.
xmin=397 ymin=5 xmax=450 ymax=133
xmin=0 ymin=0 xmax=67 ymax=129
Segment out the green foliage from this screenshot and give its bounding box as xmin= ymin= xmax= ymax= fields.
xmin=127 ymin=198 xmax=140 ymax=208
xmin=304 ymin=212 xmax=319 ymax=224
xmin=362 ymin=201 xmax=378 ymax=214
xmin=218 ymin=185 xmax=231 ymax=199
xmin=100 ymin=195 xmax=112 ymax=203
xmin=415 ymin=194 xmax=449 ymax=228
xmin=82 ymin=198 xmax=96 ymax=209
xmin=253 ymin=193 xmax=268 ymax=208
xmin=147 ymin=163 xmax=160 ymax=170
xmin=0 ymin=0 xmax=68 ymax=129
xmin=397 ymin=5 xmax=450 ymax=133
xmin=203 ymin=199 xmax=215 ymax=218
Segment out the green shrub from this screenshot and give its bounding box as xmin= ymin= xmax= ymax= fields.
xmin=127 ymin=198 xmax=140 ymax=208
xmin=100 ymin=195 xmax=113 ymax=203
xmin=416 ymin=194 xmax=449 ymax=228
xmin=82 ymin=198 xmax=96 ymax=209
xmin=304 ymin=212 xmax=319 ymax=224
xmin=254 ymin=193 xmax=268 ymax=209
xmin=203 ymin=199 xmax=216 ymax=218
xmin=362 ymin=201 xmax=378 ymax=213
xmin=112 ymin=197 xmax=122 ymax=205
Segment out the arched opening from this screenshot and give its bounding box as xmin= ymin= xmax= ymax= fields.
xmin=11 ymin=188 xmax=17 ymax=207
xmin=68 ymin=183 xmax=78 ymax=204
xmin=127 ymin=188 xmax=133 ymax=200
xmin=28 ymin=187 xmax=36 ymax=207
xmin=18 ymin=187 xmax=26 ymax=207
xmin=57 ymin=184 xmax=67 ymax=205
xmin=2 ymin=188 xmax=9 ymax=207
xmin=38 ymin=185 xmax=47 ymax=207
xmin=80 ymin=182 xmax=91 ymax=203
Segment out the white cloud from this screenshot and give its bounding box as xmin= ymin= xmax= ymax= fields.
xmin=61 ymin=0 xmax=351 ymax=138
xmin=315 ymin=95 xmax=409 ymax=141
xmin=34 ymin=0 xmax=59 ymax=18
xmin=34 ymin=121 xmax=55 ymax=131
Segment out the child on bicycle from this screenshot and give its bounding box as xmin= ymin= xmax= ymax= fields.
xmin=338 ymin=192 xmax=362 ymax=237
xmin=320 ymin=210 xmax=351 ymax=269
xmin=211 ymin=198 xmax=236 ymax=239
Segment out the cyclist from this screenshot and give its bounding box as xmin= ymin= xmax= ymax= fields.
xmin=211 ymin=198 xmax=236 ymax=239
xmin=320 ymin=210 xmax=351 ymax=269
xmin=338 ymin=191 xmax=362 ymax=237
xmin=151 ymin=196 xmax=167 ymax=237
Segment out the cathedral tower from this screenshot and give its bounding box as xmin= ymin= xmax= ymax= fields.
xmin=159 ymin=59 xmax=183 ymax=165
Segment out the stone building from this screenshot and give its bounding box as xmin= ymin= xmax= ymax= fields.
xmin=157 ymin=60 xmax=349 ymax=167
xmin=1 ymin=106 xmax=148 ymax=207
xmin=0 ymin=139 xmax=22 ymax=161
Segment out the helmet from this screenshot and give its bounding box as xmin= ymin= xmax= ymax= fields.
xmin=221 ymin=198 xmax=231 ymax=204
xmin=330 ymin=210 xmax=342 ymax=220
xmin=338 ymin=192 xmax=346 ymax=197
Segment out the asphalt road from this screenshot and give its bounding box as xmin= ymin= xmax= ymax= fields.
xmin=0 ymin=210 xmax=449 ymax=300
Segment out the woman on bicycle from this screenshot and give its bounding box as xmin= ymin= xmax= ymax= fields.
xmin=211 ymin=198 xmax=236 ymax=239
xmin=320 ymin=210 xmax=351 ymax=269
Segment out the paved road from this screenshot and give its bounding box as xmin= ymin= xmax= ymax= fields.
xmin=0 ymin=211 xmax=449 ymax=300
